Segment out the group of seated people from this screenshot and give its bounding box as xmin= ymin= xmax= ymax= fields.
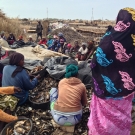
xmin=0 ymin=31 xmax=96 ymax=61
xmin=0 ymin=52 xmax=87 ymax=131
xmin=38 ymin=33 xmax=66 ymax=52
xmin=0 ymin=31 xmax=36 ymax=48
xmin=38 ymin=33 xmax=96 ymax=61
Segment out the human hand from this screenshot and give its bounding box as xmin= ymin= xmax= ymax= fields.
xmin=29 ymin=74 xmax=36 ymax=79
xmin=14 ymin=87 xmax=22 ymax=93
xmin=36 ymin=74 xmax=41 ymax=80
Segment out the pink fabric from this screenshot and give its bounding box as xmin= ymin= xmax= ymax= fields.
xmin=119 ymin=71 xmax=135 ymax=90
xmin=88 ymin=94 xmax=133 ymax=135
xmin=114 ymin=21 xmax=130 ymax=32
xmin=1 ymin=51 xmax=8 ymax=60
xmin=112 ymin=41 xmax=132 ymax=62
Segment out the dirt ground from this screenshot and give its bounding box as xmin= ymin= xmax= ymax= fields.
xmin=131 ymin=124 xmax=135 ymax=135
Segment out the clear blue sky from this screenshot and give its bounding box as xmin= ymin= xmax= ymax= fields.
xmin=0 ymin=0 xmax=135 ymax=20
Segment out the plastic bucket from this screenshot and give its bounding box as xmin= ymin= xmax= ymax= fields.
xmin=29 ymin=97 xmax=50 ymax=111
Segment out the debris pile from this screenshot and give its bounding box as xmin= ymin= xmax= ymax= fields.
xmin=51 ymin=27 xmax=90 ymax=45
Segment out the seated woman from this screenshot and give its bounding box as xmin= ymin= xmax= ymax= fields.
xmin=47 ymin=35 xmax=54 ymax=49
xmin=0 ymin=86 xmax=21 ymax=132
xmin=86 ymin=41 xmax=96 ymax=60
xmin=50 ymin=64 xmax=87 ymax=126
xmin=0 ymin=31 xmax=6 ymax=40
xmin=39 ymin=37 xmax=47 ymax=48
xmin=2 ymin=52 xmax=40 ymax=105
xmin=7 ymin=33 xmax=16 ymax=45
xmin=13 ymin=36 xmax=25 ymax=47
xmin=63 ymin=43 xmax=72 ymax=55
xmin=77 ymin=43 xmax=88 ymax=61
xmin=26 ymin=35 xmax=36 ymax=46
xmin=48 ymin=35 xmax=59 ymax=52
xmin=70 ymin=41 xmax=80 ymax=53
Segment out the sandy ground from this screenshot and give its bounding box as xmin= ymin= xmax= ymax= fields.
xmin=131 ymin=124 xmax=135 ymax=135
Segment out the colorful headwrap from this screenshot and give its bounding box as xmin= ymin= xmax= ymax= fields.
xmin=65 ymin=64 xmax=78 ymax=78
xmin=9 ymin=52 xmax=24 ymax=77
xmin=67 ymin=44 xmax=72 ymax=48
xmin=91 ymin=8 xmax=135 ymax=99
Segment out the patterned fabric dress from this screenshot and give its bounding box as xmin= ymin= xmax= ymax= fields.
xmin=88 ymin=8 xmax=135 ymax=135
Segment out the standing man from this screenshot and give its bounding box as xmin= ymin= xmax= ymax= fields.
xmin=36 ymin=21 xmax=43 ymax=42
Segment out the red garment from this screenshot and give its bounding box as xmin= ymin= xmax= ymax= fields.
xmin=1 ymin=51 xmax=8 ymax=60
xmin=76 ymin=54 xmax=87 ymax=61
xmin=39 ymin=39 xmax=47 ymax=45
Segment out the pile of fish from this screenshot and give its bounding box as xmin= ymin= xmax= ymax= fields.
xmin=6 ymin=119 xmax=31 ymax=135
xmin=29 ymin=76 xmax=58 ymax=104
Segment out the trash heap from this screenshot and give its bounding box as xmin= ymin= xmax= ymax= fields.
xmin=51 ymin=27 xmax=91 ymax=45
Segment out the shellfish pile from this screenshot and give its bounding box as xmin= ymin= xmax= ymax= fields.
xmin=29 ymin=76 xmax=58 ymax=103
xmin=6 ymin=119 xmax=31 ymax=135
xmin=14 ymin=86 xmax=92 ymax=135
xmin=15 ymin=106 xmax=54 ymax=135
xmin=15 ymin=104 xmax=90 ymax=135
xmin=14 ymin=73 xmax=92 ymax=135
xmin=30 ymin=66 xmax=44 ymax=74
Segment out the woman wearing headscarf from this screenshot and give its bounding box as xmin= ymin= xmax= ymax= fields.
xmin=50 ymin=64 xmax=87 ymax=126
xmin=7 ymin=33 xmax=16 ymax=45
xmin=0 ymin=31 xmax=6 ymax=40
xmin=47 ymin=34 xmax=54 ymax=48
xmin=13 ymin=36 xmax=25 ymax=47
xmin=88 ymin=8 xmax=135 ymax=135
xmin=77 ymin=43 xmax=88 ymax=61
xmin=2 ymin=52 xmax=40 ymax=105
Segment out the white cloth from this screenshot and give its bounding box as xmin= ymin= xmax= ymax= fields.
xmin=0 ymin=39 xmax=9 ymax=48
xmin=78 ymin=47 xmax=88 ymax=54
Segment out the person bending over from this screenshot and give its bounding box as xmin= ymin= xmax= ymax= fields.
xmin=2 ymin=52 xmax=40 ymax=105
xmin=50 ymin=64 xmax=87 ymax=126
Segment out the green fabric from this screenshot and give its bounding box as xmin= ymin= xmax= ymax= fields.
xmin=65 ymin=64 xmax=78 ymax=78
xmin=64 ymin=122 xmax=72 ymax=126
xmin=90 ymin=51 xmax=96 ymax=59
xmin=50 ymin=102 xmax=55 ymax=110
xmin=47 ymin=34 xmax=52 ymax=39
xmin=0 ymin=31 xmax=4 ymax=35
xmin=0 ymin=95 xmax=19 ymax=111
